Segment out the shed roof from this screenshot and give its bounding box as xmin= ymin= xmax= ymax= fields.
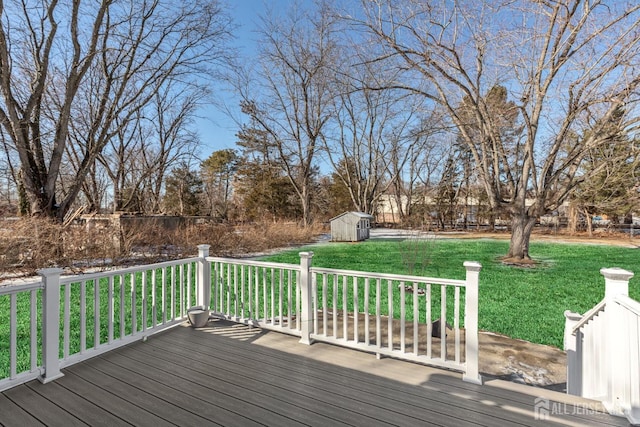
xmin=330 ymin=211 xmax=374 ymax=222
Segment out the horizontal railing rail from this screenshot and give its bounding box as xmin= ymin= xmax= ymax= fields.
xmin=571 ymin=299 xmax=606 ymax=333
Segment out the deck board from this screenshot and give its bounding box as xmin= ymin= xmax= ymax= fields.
xmin=3 ymin=382 xmax=88 ymax=427
xmin=0 ymin=320 xmax=630 ymax=427
xmin=126 ymin=338 xmax=456 ymax=427
xmin=146 ymin=329 xmax=523 ymax=427
xmin=0 ymin=393 xmax=45 ymax=426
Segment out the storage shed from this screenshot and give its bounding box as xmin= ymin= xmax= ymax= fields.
xmin=330 ymin=211 xmax=374 ymax=242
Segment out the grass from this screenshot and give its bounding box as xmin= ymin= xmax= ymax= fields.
xmin=261 ymin=238 xmax=640 ymax=348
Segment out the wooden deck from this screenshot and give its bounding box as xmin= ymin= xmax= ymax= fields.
xmin=0 ymin=320 xmax=629 ymax=427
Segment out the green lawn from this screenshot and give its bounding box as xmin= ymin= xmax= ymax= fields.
xmin=261 ymin=238 xmax=640 ymax=348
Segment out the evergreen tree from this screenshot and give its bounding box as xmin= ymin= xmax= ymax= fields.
xmin=163 ymin=163 xmax=203 ymax=216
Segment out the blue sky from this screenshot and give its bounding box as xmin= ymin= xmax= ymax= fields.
xmin=194 ymin=0 xmax=296 ymax=159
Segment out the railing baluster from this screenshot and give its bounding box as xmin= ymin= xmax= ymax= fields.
xmin=387 ymin=279 xmax=393 ymax=351
xmin=365 ymin=278 xmax=370 ymax=346
xmin=270 ymin=268 xmax=275 ymax=323
xmin=171 ymin=267 xmax=176 ymax=321
xmin=333 ymin=274 xmax=338 ymax=338
xmin=287 ymin=270 xmax=293 ymax=328
xmin=353 ymin=276 xmax=359 ymax=343
xmin=400 ymin=281 xmax=405 ymax=353
xmin=241 ymin=265 xmax=246 ymax=319
xmin=94 ymin=278 xmax=100 ymax=348
xmin=441 ymin=285 xmax=447 ymax=360
xmin=186 ymin=263 xmax=192 ymax=309
xmin=262 ymin=267 xmax=267 ymax=323
xmin=343 ymin=275 xmax=348 ymax=340
xmin=131 ymin=273 xmax=137 ymax=335
xmin=233 ymin=264 xmax=238 ymax=318
xmin=322 ymin=274 xmax=328 ymax=335
xmin=454 ymin=286 xmax=460 ymax=363
xmin=227 ymin=263 xmax=232 ymax=316
xmin=228 ymin=262 xmax=232 ymax=315
xmin=376 ymin=278 xmax=381 ymax=352
xmin=413 ymin=282 xmax=419 ymax=355
xmin=161 ymin=268 xmax=167 ymax=325
xmin=426 ymin=284 xmax=432 ymax=358
xmin=80 ymin=281 xmax=86 ymax=353
xmin=9 ymin=293 xmax=16 ymax=379
xmin=151 ymin=269 xmax=157 ymax=329
xmin=278 ymin=269 xmax=283 ymax=326
xmin=248 ymin=266 xmax=253 ymax=320
xmin=312 ymin=272 xmax=318 ymax=334
xmin=119 ymin=274 xmax=125 ymax=339
xmin=30 ymin=290 xmax=37 ymax=371
xmin=141 ymin=271 xmax=147 ymax=333
xmin=64 ymin=283 xmax=71 ymax=358
xmin=108 ymin=276 xmax=114 ymax=343
xmin=179 ymin=264 xmax=184 ymax=318
xmin=253 ymin=267 xmax=260 ymax=320
xmin=296 ymin=271 xmax=301 ymax=331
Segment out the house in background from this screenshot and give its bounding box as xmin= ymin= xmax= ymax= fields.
xmin=330 ymin=211 xmax=374 ymax=242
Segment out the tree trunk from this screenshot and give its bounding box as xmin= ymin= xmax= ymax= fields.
xmin=507 ymin=214 xmax=537 ymax=260
xmin=567 ymin=204 xmax=578 ymax=234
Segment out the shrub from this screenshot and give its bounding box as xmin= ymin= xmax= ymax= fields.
xmin=0 ymin=217 xmax=326 ymax=276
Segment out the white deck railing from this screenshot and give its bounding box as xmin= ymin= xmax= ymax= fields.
xmin=205 ymin=250 xmax=482 ymax=384
xmin=207 ymin=256 xmax=303 ymax=336
xmin=1 ymin=245 xmax=482 ymax=392
xmin=0 ymin=280 xmax=43 ymax=392
xmin=308 ymin=263 xmax=481 ymax=381
xmin=0 ymin=255 xmax=204 ymax=392
xmin=564 ymin=268 xmax=640 ymax=425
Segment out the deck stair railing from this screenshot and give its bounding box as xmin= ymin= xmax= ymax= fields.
xmin=564 ymin=268 xmax=640 ymax=425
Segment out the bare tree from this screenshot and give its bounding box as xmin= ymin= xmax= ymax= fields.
xmin=235 ymin=2 xmax=337 ymax=226
xmin=386 ymin=112 xmax=448 ymax=224
xmin=360 ymin=0 xmax=640 ymax=260
xmin=92 ymin=84 xmax=202 ymax=214
xmin=325 ymin=84 xmax=420 ymax=216
xmin=0 ymin=0 xmax=232 ymax=220
xmin=571 ymin=112 xmax=640 ymax=235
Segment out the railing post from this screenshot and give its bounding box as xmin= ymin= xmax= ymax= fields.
xmin=563 ymin=310 xmax=583 ymax=396
xmin=601 ymin=267 xmax=632 ymax=300
xmin=38 ymin=268 xmax=65 ymax=384
xmin=463 ymin=261 xmax=482 ymax=385
xmin=299 ymin=252 xmax=314 ymax=345
xmin=197 ymin=245 xmax=211 ymax=309
xmin=600 ymin=267 xmax=634 ymax=417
